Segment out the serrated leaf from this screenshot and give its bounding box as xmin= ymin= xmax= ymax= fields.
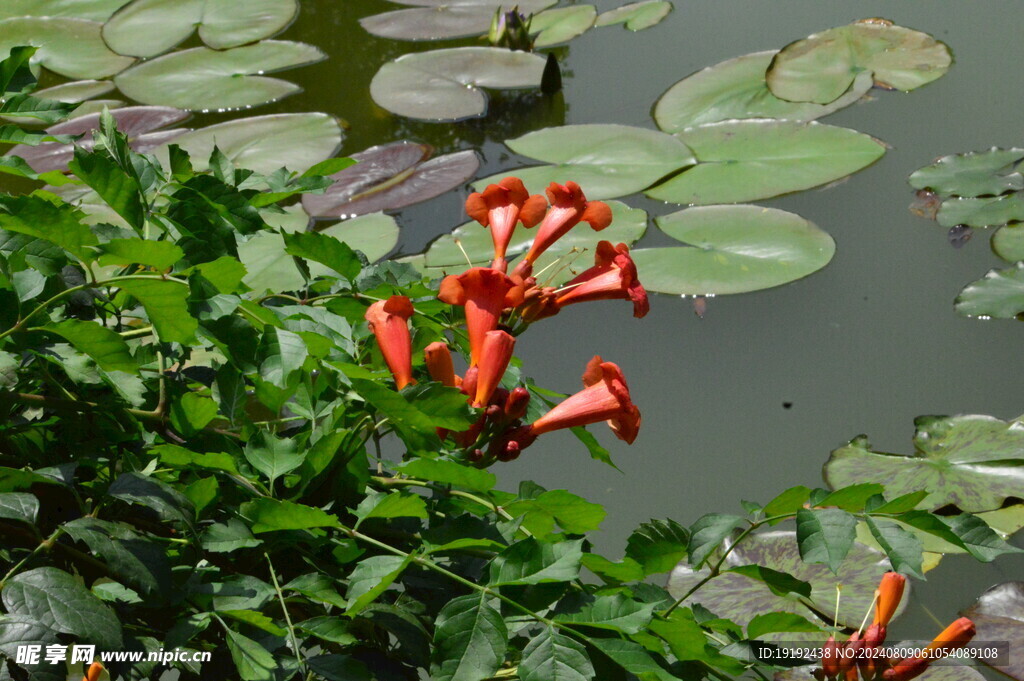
xmin=552 ymin=593 xmax=657 ymax=634
xmin=68 ymin=145 xmax=144 ymax=229
xmin=42 ymin=319 xmax=137 ymax=374
xmin=579 ymin=554 xmax=644 ymax=583
xmin=626 ymin=518 xmax=691 ymax=575
xmin=431 ymin=592 xmax=507 ymax=681
xmin=0 ymin=193 xmax=98 ymax=261
xmin=220 ymin=610 xmax=286 ymax=637
xmin=96 ymin=238 xmax=183 ymax=270
xmin=108 ymin=472 xmax=195 ymax=528
xmin=116 ymin=277 xmax=197 ymax=343
xmin=61 ymin=517 xmax=171 ymax=595
xmin=747 ymin=612 xmax=823 ymax=639
xmin=241 ymin=498 xmax=340 ymax=534
xmin=488 ymin=538 xmax=583 ymax=585
xmin=795 ymin=508 xmax=857 ymax=572
xmin=505 ymin=489 xmax=606 ymax=535
xmin=688 ymin=513 xmax=745 ymax=567
xmin=243 ymin=432 xmax=304 ymax=487
xmin=345 ymin=554 xmax=414 ymax=616
xmin=864 ymin=516 xmax=924 ymax=578
xmin=397 ymin=458 xmax=496 ymax=492
xmin=201 ymin=519 xmax=261 ymax=553
xmin=725 ymin=565 xmax=812 ymax=598
xmin=283 ymin=230 xmax=361 ymax=280
xmin=0 ymin=493 xmax=39 ymax=523
xmin=224 ymin=627 xmax=275 ymax=681
xmin=520 ymin=626 xmax=595 ymax=681
xmin=354 ymin=489 xmax=428 ymax=527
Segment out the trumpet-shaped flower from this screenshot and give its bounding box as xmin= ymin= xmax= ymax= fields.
xmin=520 ymin=181 xmax=612 ymax=268
xmin=530 ymin=356 xmax=641 ymax=443
xmin=465 ymin=177 xmax=547 ymax=271
xmin=438 ymin=267 xmax=523 ymax=365
xmin=365 ymin=296 xmax=416 ymax=390
xmin=424 ymin=342 xmax=458 ymax=387
xmin=883 ymin=618 xmax=975 ymax=681
xmin=473 ymin=330 xmax=515 ymax=407
xmin=554 ymin=241 xmax=649 ymax=318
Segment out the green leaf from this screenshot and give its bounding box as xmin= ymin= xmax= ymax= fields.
xmin=936 ymin=193 xmax=1024 ymax=228
xmin=431 ymin=592 xmax=508 ymax=681
xmin=168 ymin=392 xmax=219 ymax=436
xmin=568 ymin=426 xmax=618 ymax=470
xmin=224 ymin=627 xmax=276 ymax=681
xmin=529 ymin=6 xmax=596 ymax=47
xmin=909 ymin=148 xmax=1024 ymax=198
xmin=0 ymin=193 xmax=98 ymax=260
xmin=285 ymin=573 xmax=348 ymax=609
xmin=552 ymin=593 xmax=657 ymax=634
xmin=520 ymin=626 xmax=595 ymax=681
xmin=360 ymin=0 xmax=554 ymax=41
xmin=258 ymin=326 xmax=308 ymax=388
xmin=114 ymin=41 xmax=324 ymax=110
xmin=2 ymin=567 xmax=123 ymax=650
xmin=688 ymin=513 xmax=745 ymax=567
xmin=283 ymin=230 xmax=361 ymax=280
xmin=766 ymin=21 xmax=952 ymax=104
xmin=43 ymin=319 xmax=137 ymax=374
xmin=61 ymin=517 xmax=170 ymax=595
xmin=0 ymin=45 xmax=36 ymax=94
xmin=351 ymin=379 xmax=473 ymax=452
xmin=795 ymin=508 xmax=857 ymax=572
xmin=939 ymin=512 xmax=1023 ymax=561
xmin=0 ymin=93 xmax=77 ymax=124
xmin=595 ymin=1 xmax=672 ymax=31
xmin=956 ymin=263 xmax=1024 ymax=319
xmin=96 ymin=238 xmax=183 ymax=271
xmin=397 ymin=458 xmax=496 ymax=492
xmin=747 ymin=612 xmax=823 ymax=639
xmin=108 ymin=472 xmax=195 ymax=528
xmin=626 ymin=518 xmax=691 ymax=575
xmin=867 ymin=491 xmax=929 ymax=514
xmin=241 ymin=498 xmax=341 ymax=534
xmin=816 ymin=484 xmax=885 ymax=512
xmin=0 ymin=492 xmax=39 ymax=523
xmin=154 ymin=444 xmax=239 ymax=474
xmin=632 ymin=204 xmax=836 ymax=296
xmin=488 ymin=538 xmax=583 ymax=585
xmin=345 ymin=554 xmax=414 ymax=616
xmin=654 ymin=50 xmax=871 ymax=131
xmin=201 ymin=519 xmax=261 ymax=553
xmin=764 ymin=486 xmax=812 ymax=519
xmin=824 ymin=414 xmax=1024 ymax=512
xmin=579 ymin=554 xmax=645 ymax=583
xmin=116 ymin=277 xmax=197 ymax=343
xmin=296 ymin=616 xmax=355 ymax=645
xmin=505 ymin=489 xmax=606 ymax=535
xmin=220 ymin=610 xmax=287 ymax=637
xmin=725 ymin=565 xmax=812 ymax=598
xmin=864 ymin=516 xmax=924 ymax=578
xmin=588 ymin=638 xmax=676 ymax=681
xmin=68 ymin=145 xmax=144 ymax=230
xmin=243 ymin=432 xmax=305 ymax=487
xmin=370 ymin=47 xmax=547 ymax=121
xmin=354 ymin=489 xmax=429 ymax=527
xmin=644 ymin=120 xmax=885 ymax=205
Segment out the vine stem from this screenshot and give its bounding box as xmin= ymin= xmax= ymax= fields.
xmin=0 ymin=527 xmax=65 ymax=590
xmin=266 ymin=553 xmax=306 ymax=677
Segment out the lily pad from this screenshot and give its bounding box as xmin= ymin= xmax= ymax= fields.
xmin=33 ymin=80 xmax=116 ymax=103
xmin=963 ymin=582 xmax=1024 ymax=681
xmin=303 ymin=142 xmax=479 ymax=219
xmin=411 ymin=200 xmax=646 ymax=283
xmin=530 ymin=5 xmax=596 ymax=47
xmin=369 ymin=47 xmax=547 ymax=121
xmin=654 ymin=51 xmax=873 ymax=131
xmin=0 ymin=17 xmax=135 ymax=80
xmin=156 ymin=113 xmax=343 ymax=175
xmin=992 ymin=225 xmax=1024 ymax=262
xmin=776 ymin=662 xmax=986 ymax=681
xmin=644 ymin=119 xmax=886 ymax=205
xmin=359 ymin=0 xmax=555 ymax=41
xmin=102 ymin=0 xmax=298 ymax=58
xmin=240 ymin=212 xmax=398 ymax=294
xmin=667 ymin=531 xmax=900 ymax=632
xmin=7 ymin=106 xmax=190 ymax=173
xmin=766 ymin=19 xmax=952 ymax=105
xmin=955 ymin=263 xmax=1024 ymax=320
xmin=477 ymin=124 xmax=695 ymax=200
xmin=936 ymin=194 xmax=1024 ymax=228
xmin=0 ymin=0 xmax=132 ymax=21
xmin=595 ymin=1 xmax=672 ymax=31
xmin=629 ymin=205 xmax=835 ymax=296
xmin=909 ymin=149 xmax=1024 ymax=198
xmin=824 ymin=414 xmax=1024 ymax=512
xmin=114 ymin=41 xmax=323 ymax=111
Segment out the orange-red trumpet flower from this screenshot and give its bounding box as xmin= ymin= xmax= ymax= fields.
xmin=438 ymin=267 xmax=524 ymax=366
xmin=83 ymin=662 xmax=104 ymax=681
xmin=530 ymin=356 xmax=640 ymax=443
xmin=424 ymin=342 xmax=458 ymax=387
xmin=365 ymin=296 xmax=416 ymax=390
xmin=554 ymin=241 xmax=649 ymax=318
xmin=519 ymin=181 xmax=612 ymax=269
xmin=473 ymin=330 xmax=515 ymax=407
xmin=465 ymin=177 xmax=547 ymax=271
xmin=883 ymin=618 xmax=975 ymax=681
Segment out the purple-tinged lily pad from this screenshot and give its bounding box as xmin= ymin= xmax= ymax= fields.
xmin=303 ymin=142 xmax=479 ymax=219
xmin=777 ymin=661 xmax=987 ymax=681
xmin=360 ymin=0 xmax=554 ymax=41
xmin=5 ymin=106 xmax=190 ymax=173
xmin=963 ymin=582 xmax=1024 ymax=681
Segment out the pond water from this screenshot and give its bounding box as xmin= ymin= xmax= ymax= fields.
xmin=10 ymin=0 xmax=1024 ymax=640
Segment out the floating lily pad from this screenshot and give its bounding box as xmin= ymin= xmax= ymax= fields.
xmin=0 ymin=17 xmax=135 ymax=80
xmin=964 ymin=582 xmax=1024 ymax=681
xmin=114 ymin=41 xmax=323 ymax=111
xmin=667 ymin=531 xmax=899 ymax=632
xmin=595 ymin=1 xmax=672 ymax=31
xmin=7 ymin=106 xmax=189 ymax=173
xmin=776 ymin=661 xmax=987 ymax=681
xmin=303 ymin=142 xmax=479 ymax=219
xmin=33 ymin=80 xmax=116 ymax=103
xmin=993 ymin=225 xmax=1024 ymax=262
xmin=370 ymin=47 xmax=547 ymax=121
xmin=411 ymin=200 xmax=646 ymax=283
xmin=103 ymin=0 xmax=298 ymax=58
xmin=359 ymin=0 xmax=554 ymax=41
xmin=0 ymin=0 xmax=132 ymax=21
xmin=936 ymin=194 xmax=1024 ymax=228
xmin=477 ymin=124 xmax=695 ymax=200
xmin=530 ymin=5 xmax=596 ymax=47
xmin=909 ymin=149 xmax=1024 ymax=198
xmin=240 ymin=212 xmax=398 ymax=294
xmin=955 ymin=263 xmax=1024 ymax=320
xmin=654 ymin=51 xmax=873 ymax=131
xmin=825 ymin=414 xmax=1024 ymax=512
xmin=629 ymin=205 xmax=834 ymax=296
xmin=766 ymin=19 xmax=952 ymax=105
xmin=156 ymin=113 xmax=343 ymax=175
xmin=644 ymin=119 xmax=885 ymax=205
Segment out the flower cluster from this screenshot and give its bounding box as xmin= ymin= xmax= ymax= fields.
xmin=819 ymin=573 xmax=976 ymax=681
xmin=364 ymin=177 xmax=647 ymax=464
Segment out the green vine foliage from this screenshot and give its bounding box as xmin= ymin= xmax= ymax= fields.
xmin=0 ymin=47 xmax=1020 ymax=681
